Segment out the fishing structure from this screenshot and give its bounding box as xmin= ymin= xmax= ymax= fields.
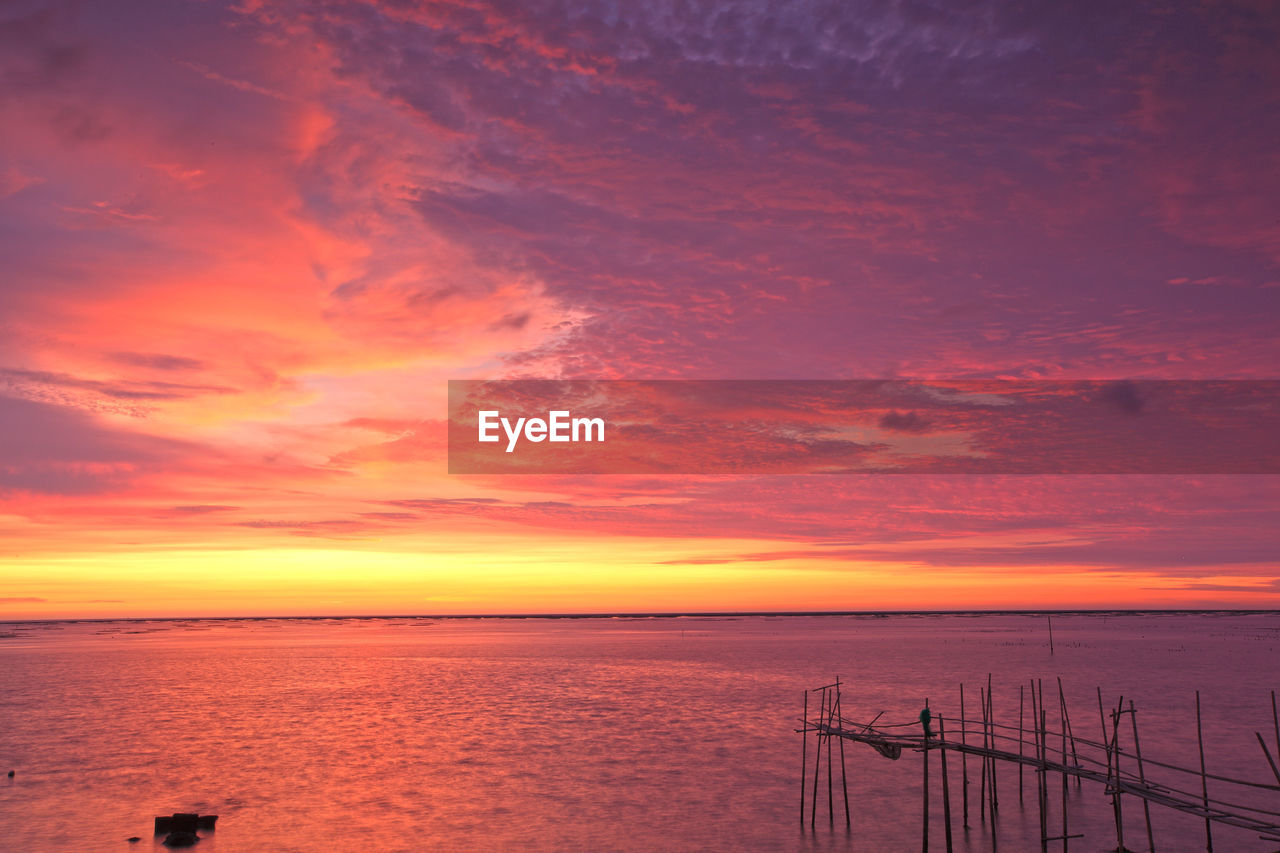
xmin=799 ymin=677 xmax=1280 ymax=852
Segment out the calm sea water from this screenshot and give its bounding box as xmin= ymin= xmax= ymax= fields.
xmin=1 ymin=613 xmax=1278 ymax=851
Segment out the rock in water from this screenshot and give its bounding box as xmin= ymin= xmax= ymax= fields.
xmin=170 ymin=814 xmax=200 ymax=832
xmin=162 ymin=831 xmax=200 ymax=848
xmin=127 ymin=837 xmax=141 ymax=843
xmin=156 ymin=812 xmax=217 ymax=833
xmin=6 ymin=770 xmax=13 ymax=777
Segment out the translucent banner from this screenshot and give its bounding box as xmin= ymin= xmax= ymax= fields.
xmin=447 ymin=380 xmax=1280 ymax=474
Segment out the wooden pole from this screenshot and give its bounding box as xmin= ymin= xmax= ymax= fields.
xmin=1096 ymin=687 xmax=1108 ymax=747
xmin=989 ymin=674 xmax=998 ymax=814
xmin=1039 ymin=707 xmax=1048 ymax=853
xmin=836 ymin=688 xmax=850 ymax=826
xmin=1058 ymin=677 xmax=1082 ymax=790
xmin=1196 ymin=691 xmax=1213 ymax=852
xmin=1096 ymin=686 xmax=1111 ymax=829
xmin=1129 ymin=700 xmax=1155 ymax=852
xmin=980 ymin=686 xmax=988 ymax=823
xmin=1061 ymin=696 xmax=1069 ymax=853
xmin=923 ymin=704 xmax=931 ymax=853
xmin=961 ymin=683 xmax=970 ymax=828
xmin=1272 ymin=690 xmax=1279 ymax=756
xmin=1019 ymin=684 xmax=1025 ymax=804
xmin=1032 ymin=677 xmax=1042 ymax=822
xmin=801 ymin=690 xmax=808 ymax=824
xmin=811 ymin=688 xmax=823 ymax=827
xmin=940 ymin=716 xmax=954 ymax=853
xmin=1048 ymin=614 xmax=1055 ymax=654
xmin=827 ymin=690 xmax=835 ymax=824
xmin=1272 ymin=690 xmax=1279 ymax=777
xmin=1110 ymin=700 xmax=1125 ymax=853
xmin=1038 ymin=679 xmax=1046 ymax=847
xmin=1255 ymin=732 xmax=1280 ymax=786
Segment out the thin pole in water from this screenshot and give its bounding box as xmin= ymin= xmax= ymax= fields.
xmin=1019 ymin=684 xmax=1025 ymax=804
xmin=810 ymin=688 xmax=823 ymax=828
xmin=1038 ymin=679 xmax=1046 ymax=843
xmin=1047 ymin=614 xmax=1054 ymax=654
xmin=961 ymin=683 xmax=970 ymax=829
xmin=1060 ymin=688 xmax=1069 ymax=853
xmin=1109 ymin=699 xmax=1125 ymax=853
xmin=1272 ymin=690 xmax=1279 ymax=753
xmin=979 ymin=686 xmax=988 ymax=824
xmin=922 ymin=699 xmax=930 ymax=853
xmin=1038 ymin=706 xmax=1048 ymax=853
xmin=827 ymin=697 xmax=834 ymax=825
xmin=801 ymin=690 xmax=808 ymax=824
xmin=1272 ymin=690 xmax=1280 ymax=773
xmin=1256 ymin=732 xmax=1280 ymax=786
xmin=988 ymin=674 xmax=998 ymax=815
xmin=1129 ymin=700 xmax=1155 ymax=852
xmin=940 ymin=715 xmax=954 ymax=853
xmin=1057 ymin=677 xmax=1081 ymax=790
xmin=1196 ymin=690 xmax=1213 ymax=852
xmin=836 ymin=685 xmax=850 ymax=826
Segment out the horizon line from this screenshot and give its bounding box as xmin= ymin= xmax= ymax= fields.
xmin=3 ymin=607 xmax=1279 ymax=625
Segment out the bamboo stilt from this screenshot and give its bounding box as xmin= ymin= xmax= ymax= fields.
xmin=1057 ymin=676 xmax=1082 ymax=790
xmin=1096 ymin=686 xmax=1111 ymax=836
xmin=1039 ymin=706 xmax=1048 ymax=853
xmin=1059 ymin=681 xmax=1068 ymax=852
xmin=801 ymin=689 xmax=808 ymax=824
xmin=940 ymin=715 xmax=954 ymax=853
xmin=837 ymin=688 xmax=850 ymax=826
xmin=1258 ymin=732 xmax=1280 ymax=786
xmin=961 ymin=683 xmax=970 ymax=829
xmin=1110 ymin=698 xmax=1125 ymax=853
xmin=1272 ymin=690 xmax=1279 ymax=757
xmin=980 ymin=686 xmax=988 ymax=823
xmin=922 ymin=700 xmax=930 ymax=853
xmin=810 ymin=688 xmax=822 ymax=827
xmin=827 ymin=702 xmax=834 ymax=825
xmin=988 ymin=673 xmax=998 ymax=814
xmin=1129 ymin=700 xmax=1154 ymax=852
xmin=1019 ymin=684 xmax=1025 ymax=804
xmin=1196 ymin=691 xmax=1213 ymax=852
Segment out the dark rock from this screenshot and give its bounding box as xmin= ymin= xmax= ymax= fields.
xmin=170 ymin=814 xmax=200 ymax=832
xmin=127 ymin=837 xmax=141 ymax=843
xmin=162 ymin=831 xmax=200 ymax=848
xmin=6 ymin=770 xmax=12 ymax=777
xmin=156 ymin=812 xmax=217 ymax=834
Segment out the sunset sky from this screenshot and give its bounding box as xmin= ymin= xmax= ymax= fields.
xmin=2 ymin=0 xmax=1279 ymax=617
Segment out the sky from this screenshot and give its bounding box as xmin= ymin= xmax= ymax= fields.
xmin=1 ymin=0 xmax=1278 ymax=617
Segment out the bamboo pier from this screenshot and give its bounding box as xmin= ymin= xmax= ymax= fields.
xmin=798 ymin=678 xmax=1280 ymax=851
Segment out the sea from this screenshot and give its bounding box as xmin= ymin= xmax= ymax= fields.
xmin=1 ymin=612 xmax=1278 ymax=851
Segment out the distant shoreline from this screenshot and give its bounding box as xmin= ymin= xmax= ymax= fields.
xmin=2 ymin=608 xmax=1278 ymax=625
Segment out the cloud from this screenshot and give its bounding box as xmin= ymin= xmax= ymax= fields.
xmin=0 ymin=368 xmax=233 ymax=403
xmin=0 ymin=394 xmax=193 ymax=494
xmin=179 ymin=60 xmax=290 ymax=102
xmin=106 ymin=352 xmax=207 ymax=372
xmin=166 ymin=505 xmax=239 ymax=515
xmin=878 ymin=410 xmax=933 ymax=433
xmin=1098 ymin=380 xmax=1143 ymax=415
